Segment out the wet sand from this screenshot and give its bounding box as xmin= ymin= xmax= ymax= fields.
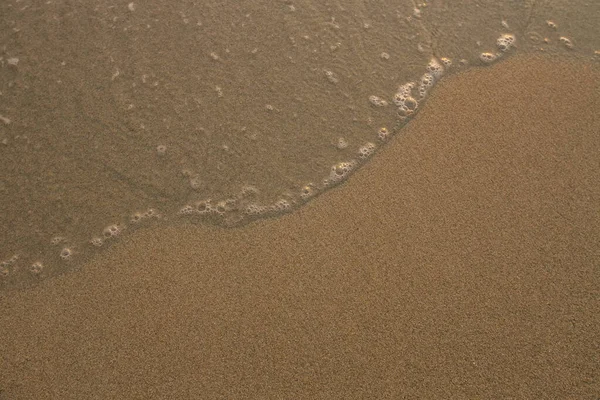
xmin=1 ymin=55 xmax=598 ymax=399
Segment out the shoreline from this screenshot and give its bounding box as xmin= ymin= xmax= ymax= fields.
xmin=1 ymin=54 xmax=599 ymax=398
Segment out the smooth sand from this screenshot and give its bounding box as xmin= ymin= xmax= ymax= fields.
xmin=1 ymin=55 xmax=598 ymax=399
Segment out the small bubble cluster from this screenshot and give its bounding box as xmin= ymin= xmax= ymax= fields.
xmin=179 ymin=204 xmax=195 ymax=215
xmin=178 ymin=198 xmax=236 ymax=218
xmin=103 ymin=224 xmax=123 ymax=239
xmin=496 ymin=34 xmax=516 ymax=52
xmin=368 ymin=95 xmax=388 ymax=107
xmin=479 ymin=52 xmax=499 ymax=64
xmin=299 ymin=184 xmax=317 ymax=200
xmin=51 ymin=236 xmax=65 ymax=245
xmin=87 ymin=208 xmax=160 ymax=250
xmin=426 ymin=57 xmax=445 ymax=79
xmin=416 ymin=57 xmax=448 ymax=98
xmin=131 ymin=208 xmax=160 ymax=222
xmin=130 ymin=212 xmax=144 ymax=223
xmin=418 ymin=73 xmax=435 ymax=98
xmin=394 ymin=82 xmax=419 ymax=117
xmin=440 ymin=57 xmax=452 ymax=68
xmin=324 ymin=161 xmax=358 ymax=187
xmin=60 ymin=248 xmax=74 ymax=260
xmin=244 ymin=203 xmax=269 ymax=216
xmin=479 ymin=33 xmax=517 ymax=64
xmin=214 ymin=200 xmax=233 ymax=215
xmin=270 ymin=199 xmax=292 ymax=213
xmin=358 ymin=142 xmax=377 ymax=160
xmin=377 ymin=127 xmax=390 ymax=141
xmin=90 ymin=237 xmax=104 ymax=247
xmin=194 ymin=200 xmax=212 ymax=214
xmin=559 ymin=37 xmax=574 ymax=49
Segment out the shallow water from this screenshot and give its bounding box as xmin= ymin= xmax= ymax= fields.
xmin=1 ymin=0 xmax=598 ymax=290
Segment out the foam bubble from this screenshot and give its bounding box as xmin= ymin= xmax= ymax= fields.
xmin=51 ymin=236 xmax=65 ymax=245
xmin=156 ymin=145 xmax=167 ymax=156
xmin=377 ymin=127 xmax=390 ymax=141
xmin=179 ymin=204 xmax=195 ymax=215
xmin=394 ymin=82 xmax=419 ymax=116
xmin=103 ymin=224 xmax=123 ymax=238
xmin=369 ymin=95 xmax=388 ymax=107
xmin=358 ymin=142 xmax=377 ymax=160
xmin=130 ymin=212 xmax=143 ymax=223
xmin=416 ymin=58 xmax=447 ymax=99
xmin=195 ymin=200 xmax=212 ymax=214
xmin=90 ymin=237 xmax=104 ymax=247
xmin=214 ymin=201 xmax=229 ymax=215
xmin=270 ymin=199 xmax=292 ymax=213
xmin=300 ymin=184 xmax=317 ymax=200
xmin=426 ymin=57 xmax=445 ymax=80
xmin=496 ymin=34 xmax=516 ymax=52
xmin=479 ymin=52 xmax=499 ymax=64
xmin=440 ymin=57 xmax=452 ymax=68
xmin=323 ymin=160 xmax=358 ymax=187
xmin=244 ymin=203 xmax=268 ymax=216
xmin=393 ymin=82 xmax=416 ymax=105
xmin=418 ymin=73 xmax=435 ymax=98
xmin=559 ymin=37 xmax=574 ymax=49
xmin=60 ymin=248 xmax=74 ymax=260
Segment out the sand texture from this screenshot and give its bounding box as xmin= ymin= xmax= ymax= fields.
xmin=1 ymin=55 xmax=599 ymax=399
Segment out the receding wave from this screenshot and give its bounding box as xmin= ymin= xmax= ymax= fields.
xmin=0 ymin=0 xmax=596 ymax=290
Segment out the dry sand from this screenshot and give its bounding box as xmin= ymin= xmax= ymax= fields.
xmin=1 ymin=55 xmax=599 ymax=399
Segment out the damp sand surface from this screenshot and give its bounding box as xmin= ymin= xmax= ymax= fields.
xmin=4 ymin=0 xmax=598 ymax=287
xmin=1 ymin=55 xmax=599 ymax=399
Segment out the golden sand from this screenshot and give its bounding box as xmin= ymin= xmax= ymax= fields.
xmin=1 ymin=55 xmax=598 ymax=399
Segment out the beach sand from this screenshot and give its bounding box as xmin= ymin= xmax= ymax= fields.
xmin=1 ymin=55 xmax=598 ymax=399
